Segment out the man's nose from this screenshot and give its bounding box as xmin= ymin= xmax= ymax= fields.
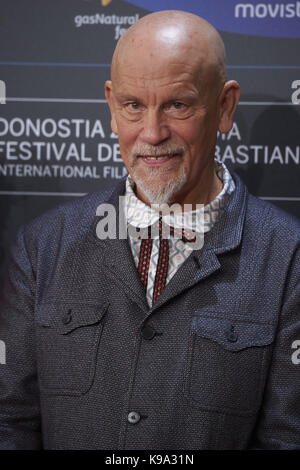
xmin=139 ymin=110 xmax=171 ymax=145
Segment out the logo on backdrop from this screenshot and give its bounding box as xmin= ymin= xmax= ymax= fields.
xmin=125 ymin=0 xmax=300 ymax=38
xmin=74 ymin=14 xmax=140 ymax=39
xmin=291 ymin=80 xmax=300 ymax=104
xmin=83 ymin=0 xmax=112 ymax=4
xmin=75 ymin=0 xmax=140 ymax=39
xmin=0 ymin=116 xmax=128 ymax=186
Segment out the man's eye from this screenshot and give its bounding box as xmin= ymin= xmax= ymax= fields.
xmin=172 ymin=102 xmax=185 ymax=109
xmin=126 ymin=102 xmax=139 ymax=110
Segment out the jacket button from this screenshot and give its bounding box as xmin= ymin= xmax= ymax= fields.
xmin=128 ymin=411 xmax=141 ymax=424
xmin=226 ymin=324 xmax=238 ymax=343
xmin=141 ymin=325 xmax=156 ymax=340
xmin=62 ymin=310 xmax=72 ymax=325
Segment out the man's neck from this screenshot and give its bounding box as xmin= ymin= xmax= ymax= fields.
xmin=129 ymin=163 xmax=224 ymax=211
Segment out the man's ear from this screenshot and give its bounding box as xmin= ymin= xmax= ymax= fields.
xmin=218 ymin=80 xmax=240 ymax=134
xmin=105 ymin=80 xmax=118 ymax=135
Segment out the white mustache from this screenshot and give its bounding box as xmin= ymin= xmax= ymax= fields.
xmin=131 ymin=144 xmax=186 ymax=158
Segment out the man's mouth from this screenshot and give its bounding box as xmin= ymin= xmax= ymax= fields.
xmin=142 ymin=155 xmax=173 ymax=160
xmin=137 ymin=153 xmax=182 ymax=164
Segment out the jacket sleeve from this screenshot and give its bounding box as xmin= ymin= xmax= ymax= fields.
xmin=248 ymin=245 xmax=300 ymax=449
xmin=0 ymin=225 xmax=42 ymax=449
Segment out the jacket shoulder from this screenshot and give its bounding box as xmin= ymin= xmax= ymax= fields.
xmin=246 ymin=192 xmax=300 ymax=245
xmin=25 ymin=187 xmax=115 ymax=235
xmin=17 ymin=185 xmax=121 ymax=259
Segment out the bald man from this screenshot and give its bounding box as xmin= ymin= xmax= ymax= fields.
xmin=106 ymin=12 xmax=237 ymax=209
xmin=0 ymin=10 xmax=300 ymax=450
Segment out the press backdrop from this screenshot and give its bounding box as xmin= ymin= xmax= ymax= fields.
xmin=0 ymin=0 xmax=300 ymax=288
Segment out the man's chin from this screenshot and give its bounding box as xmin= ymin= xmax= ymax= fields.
xmin=132 ymin=173 xmax=187 ymax=206
xmin=140 ymin=187 xmax=173 ymax=205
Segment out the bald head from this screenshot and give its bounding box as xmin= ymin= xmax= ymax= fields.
xmin=105 ymin=10 xmax=240 ymax=207
xmin=111 ymin=10 xmax=227 ymax=87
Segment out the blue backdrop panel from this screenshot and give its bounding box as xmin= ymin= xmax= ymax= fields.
xmin=0 ymin=0 xmax=299 ymax=288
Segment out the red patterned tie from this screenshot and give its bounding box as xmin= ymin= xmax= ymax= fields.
xmin=137 ymin=217 xmax=196 ymax=303
xmin=153 ymin=218 xmax=169 ymax=303
xmin=137 ymin=234 xmax=153 ymax=292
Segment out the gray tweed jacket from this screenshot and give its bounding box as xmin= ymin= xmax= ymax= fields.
xmin=0 ymin=173 xmax=300 ymax=449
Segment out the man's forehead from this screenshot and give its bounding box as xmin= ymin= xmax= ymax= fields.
xmin=113 ymin=41 xmax=211 ymax=84
xmin=112 ymin=52 xmax=215 ymax=98
xmin=113 ymin=81 xmax=201 ymax=102
xmin=116 ymin=28 xmax=209 ymax=66
xmin=116 ymin=58 xmax=199 ymax=80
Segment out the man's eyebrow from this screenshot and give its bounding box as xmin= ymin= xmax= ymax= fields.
xmin=166 ymin=92 xmax=199 ymax=101
xmin=114 ymin=93 xmax=139 ymax=102
xmin=114 ymin=92 xmax=199 ymax=103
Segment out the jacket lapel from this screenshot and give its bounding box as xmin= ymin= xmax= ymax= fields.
xmin=91 ymin=179 xmax=149 ymax=312
xmin=148 ymin=173 xmax=248 ymax=312
xmin=89 ymin=173 xmax=248 ymax=312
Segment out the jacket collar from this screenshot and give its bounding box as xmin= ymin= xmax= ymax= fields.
xmin=95 ymin=171 xmax=247 ymax=251
xmin=198 ymin=171 xmax=247 ymax=254
xmin=90 ymin=172 xmax=248 ymax=312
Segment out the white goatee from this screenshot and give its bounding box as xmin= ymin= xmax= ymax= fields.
xmin=130 ymin=143 xmax=187 ymax=205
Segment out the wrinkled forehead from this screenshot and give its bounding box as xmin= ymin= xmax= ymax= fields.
xmin=112 ymin=34 xmax=216 ymax=88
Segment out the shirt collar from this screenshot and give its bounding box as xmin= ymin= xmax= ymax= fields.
xmin=125 ymin=159 xmax=235 ymax=234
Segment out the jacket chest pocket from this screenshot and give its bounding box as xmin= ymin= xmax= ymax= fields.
xmin=35 ymin=302 xmax=109 ymax=396
xmin=185 ymin=315 xmax=275 ymax=416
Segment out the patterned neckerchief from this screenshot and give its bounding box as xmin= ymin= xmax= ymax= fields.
xmin=124 ymin=159 xmax=235 ymax=306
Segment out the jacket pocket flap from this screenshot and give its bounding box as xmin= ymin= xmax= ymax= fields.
xmin=191 ymin=316 xmax=275 ymax=351
xmin=35 ymin=302 xmax=109 ymax=334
